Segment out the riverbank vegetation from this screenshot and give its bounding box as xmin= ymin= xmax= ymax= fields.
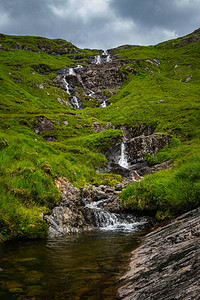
xmin=0 ymin=30 xmax=200 ymax=240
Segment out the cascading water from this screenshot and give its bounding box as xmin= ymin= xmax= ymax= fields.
xmin=63 ymin=75 xmax=81 ymax=109
xmin=93 ymin=51 xmax=111 ymax=65
xmin=63 ymin=77 xmax=70 ymax=95
xmin=89 ymin=89 xmax=95 ymax=97
xmin=69 ymin=68 xmax=76 ymax=76
xmin=94 ymin=55 xmax=102 ymax=64
xmin=100 ymin=100 xmax=107 ymax=107
xmin=103 ymin=50 xmax=112 ymax=63
xmin=75 ymin=64 xmax=83 ymax=70
xmin=118 ymin=142 xmax=129 ymax=169
xmin=71 ymin=96 xmax=80 ymax=109
xmin=85 ymin=198 xmax=146 ymax=231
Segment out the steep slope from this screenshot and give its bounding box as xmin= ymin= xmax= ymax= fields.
xmin=0 ymin=29 xmax=200 ymax=241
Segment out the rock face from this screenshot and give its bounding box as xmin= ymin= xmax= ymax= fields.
xmin=54 ymin=56 xmax=135 ymax=107
xmin=45 ymin=177 xmax=93 ymax=236
xmin=34 ymin=116 xmax=53 ymax=134
xmin=118 ymin=208 xmax=200 ymax=300
xmin=105 ymin=133 xmax=170 ymax=177
xmin=45 ymin=177 xmax=128 ymax=237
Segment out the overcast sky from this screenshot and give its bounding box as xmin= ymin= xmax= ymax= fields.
xmin=0 ymin=0 xmax=200 ymax=49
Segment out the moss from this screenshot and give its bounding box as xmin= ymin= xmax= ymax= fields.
xmin=0 ymin=31 xmax=200 ymax=239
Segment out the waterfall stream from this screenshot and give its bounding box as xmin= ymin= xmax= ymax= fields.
xmin=63 ymin=72 xmax=81 ymax=109
xmin=62 ymin=51 xmax=112 ymax=108
xmin=71 ymin=96 xmax=80 ymax=109
xmin=63 ymin=76 xmax=70 ymax=95
xmin=103 ymin=50 xmax=112 ymax=63
xmin=93 ymin=50 xmax=112 ymax=65
xmin=94 ymin=55 xmax=102 ymax=64
xmin=118 ymin=142 xmax=129 ymax=169
xmin=100 ymin=100 xmax=107 ymax=107
xmin=85 ymin=199 xmax=146 ymax=231
xmin=69 ymin=68 xmax=76 ymax=76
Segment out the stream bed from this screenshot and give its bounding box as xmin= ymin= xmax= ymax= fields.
xmin=0 ymin=229 xmax=147 ymax=299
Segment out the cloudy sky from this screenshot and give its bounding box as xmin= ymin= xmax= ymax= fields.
xmin=0 ymin=0 xmax=200 ymax=49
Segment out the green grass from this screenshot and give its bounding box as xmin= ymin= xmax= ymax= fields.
xmin=0 ymin=31 xmax=200 ymax=240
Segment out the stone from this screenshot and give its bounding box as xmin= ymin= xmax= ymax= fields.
xmin=92 ymin=122 xmax=105 ymax=133
xmin=127 ymin=133 xmax=170 ymax=165
xmin=63 ymin=120 xmax=69 ymax=126
xmin=104 ymin=133 xmax=170 ymax=178
xmin=45 ymin=177 xmax=132 ymax=236
xmin=118 ymin=208 xmax=200 ymax=300
xmin=35 ymin=116 xmax=53 ymax=134
xmin=184 ymin=75 xmax=192 ymax=83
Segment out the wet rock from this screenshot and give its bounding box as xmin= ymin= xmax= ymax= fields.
xmin=105 ymin=133 xmax=170 ymax=177
xmin=45 ymin=177 xmax=132 ymax=236
xmin=45 ymin=177 xmax=94 ymax=236
xmin=54 ymin=58 xmax=135 ymax=107
xmin=118 ymin=208 xmax=200 ymax=300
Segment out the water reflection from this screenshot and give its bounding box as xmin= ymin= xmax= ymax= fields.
xmin=0 ymin=230 xmax=146 ymax=299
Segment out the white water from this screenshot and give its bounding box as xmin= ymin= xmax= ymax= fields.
xmin=69 ymin=68 xmax=76 ymax=76
xmin=100 ymin=100 xmax=107 ymax=107
xmin=89 ymin=90 xmax=95 ymax=97
xmin=93 ymin=51 xmax=112 ymax=65
xmin=75 ymin=64 xmax=83 ymax=69
xmin=86 ymin=199 xmax=146 ymax=231
xmin=94 ymin=55 xmax=102 ymax=64
xmin=71 ymin=96 xmax=80 ymax=109
xmin=63 ymin=77 xmax=70 ymax=95
xmin=103 ymin=50 xmax=112 ymax=63
xmin=118 ymin=142 xmax=129 ymax=169
xmin=63 ymin=75 xmax=81 ymax=109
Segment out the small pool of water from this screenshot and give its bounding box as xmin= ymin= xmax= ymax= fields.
xmin=0 ymin=230 xmax=146 ymax=299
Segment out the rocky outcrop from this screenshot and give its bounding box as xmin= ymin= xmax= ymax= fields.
xmin=127 ymin=133 xmax=170 ymax=164
xmin=176 ymin=28 xmax=200 ymax=48
xmin=105 ymin=133 xmax=170 ymax=177
xmin=54 ymin=58 xmax=136 ymax=107
xmin=118 ymin=208 xmax=200 ymax=300
xmin=45 ymin=177 xmax=94 ymax=236
xmin=34 ymin=116 xmax=53 ymax=134
xmin=45 ymin=177 xmax=130 ymax=237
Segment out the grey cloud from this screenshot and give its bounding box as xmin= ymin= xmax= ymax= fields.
xmin=0 ymin=0 xmax=199 ymax=49
xmin=110 ymin=0 xmax=200 ymax=36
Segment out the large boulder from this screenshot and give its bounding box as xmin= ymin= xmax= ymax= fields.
xmin=127 ymin=133 xmax=170 ymax=165
xmin=118 ymin=208 xmax=200 ymax=300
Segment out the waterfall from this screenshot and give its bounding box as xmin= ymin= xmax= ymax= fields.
xmin=63 ymin=77 xmax=70 ymax=95
xmin=94 ymin=55 xmax=102 ymax=64
xmin=89 ymin=89 xmax=95 ymax=97
xmin=93 ymin=51 xmax=112 ymax=65
xmin=75 ymin=64 xmax=83 ymax=70
xmin=85 ymin=199 xmax=146 ymax=231
xmin=119 ymin=142 xmax=129 ymax=169
xmin=69 ymin=68 xmax=76 ymax=76
xmin=103 ymin=50 xmax=112 ymax=63
xmin=71 ymin=96 xmax=80 ymax=109
xmin=100 ymin=100 xmax=107 ymax=107
xmin=63 ymin=76 xmax=81 ymax=109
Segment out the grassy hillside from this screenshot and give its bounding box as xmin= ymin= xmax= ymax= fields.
xmin=0 ymin=30 xmax=200 ymax=240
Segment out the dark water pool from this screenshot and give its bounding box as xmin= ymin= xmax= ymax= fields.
xmin=0 ymin=230 xmax=146 ymax=299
